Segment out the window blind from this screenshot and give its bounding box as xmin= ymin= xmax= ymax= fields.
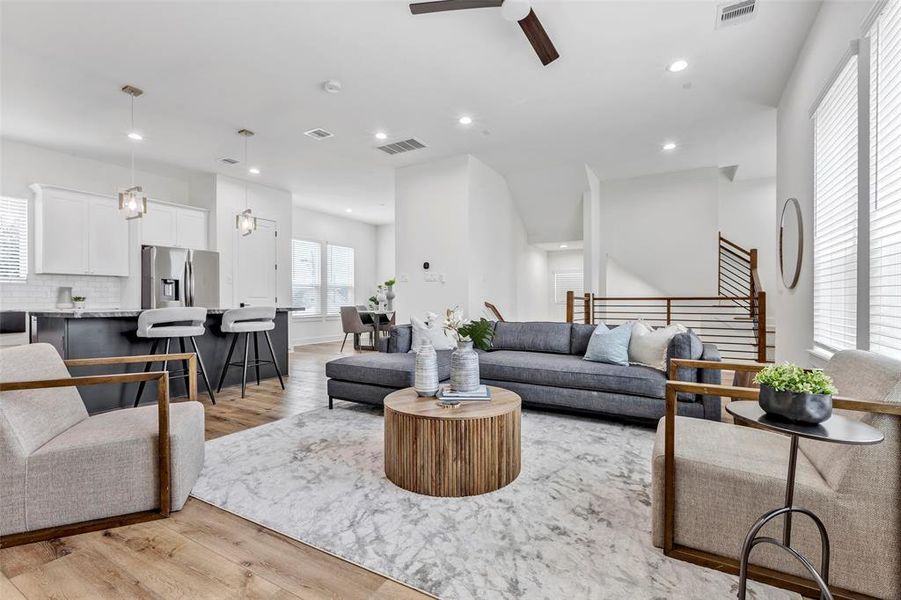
xmin=813 ymin=58 xmax=859 ymax=352
xmin=326 ymin=244 xmax=354 ymax=315
xmin=0 ymin=197 xmax=28 ymax=283
xmin=554 ymin=271 xmax=583 ymax=304
xmin=291 ymin=240 xmax=321 ymax=316
xmin=870 ymin=0 xmax=901 ymax=359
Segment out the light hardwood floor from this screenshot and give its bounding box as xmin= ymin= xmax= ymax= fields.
xmin=0 ymin=342 xmax=433 ymax=600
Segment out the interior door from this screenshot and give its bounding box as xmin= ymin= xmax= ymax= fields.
xmin=236 ymin=219 xmax=277 ymax=306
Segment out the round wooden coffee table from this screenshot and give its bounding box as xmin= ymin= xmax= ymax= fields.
xmin=383 ymin=386 xmax=521 ymax=497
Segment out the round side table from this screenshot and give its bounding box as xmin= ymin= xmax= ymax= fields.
xmin=726 ymin=401 xmax=884 ymax=600
xmin=383 ymin=386 xmax=521 ymax=497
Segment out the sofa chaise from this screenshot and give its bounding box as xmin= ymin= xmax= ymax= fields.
xmin=326 ymin=321 xmax=723 ymax=423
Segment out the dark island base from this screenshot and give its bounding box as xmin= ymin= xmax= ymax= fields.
xmin=33 ymin=312 xmax=289 ymax=414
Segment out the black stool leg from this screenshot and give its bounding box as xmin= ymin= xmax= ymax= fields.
xmin=216 ymin=333 xmax=239 ymax=393
xmin=241 ymin=333 xmax=250 ymax=398
xmin=133 ymin=339 xmax=160 ymax=407
xmin=179 ymin=337 xmax=190 ymax=398
xmin=189 ymin=336 xmax=216 ymax=405
xmin=253 ymin=332 xmax=261 ymax=386
xmin=263 ymin=330 xmax=285 ymax=390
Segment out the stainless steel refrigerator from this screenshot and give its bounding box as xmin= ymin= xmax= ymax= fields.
xmin=141 ymin=245 xmax=220 ymax=309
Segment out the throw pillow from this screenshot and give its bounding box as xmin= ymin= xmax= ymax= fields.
xmin=410 ymin=315 xmax=456 ymax=352
xmin=628 ymin=320 xmax=688 ymax=371
xmin=583 ymin=322 xmax=633 ymax=366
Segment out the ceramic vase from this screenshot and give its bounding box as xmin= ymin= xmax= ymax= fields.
xmin=450 ymin=339 xmax=480 ymax=393
xmin=759 ymin=385 xmax=833 ymax=424
xmin=414 ymin=339 xmax=439 ymax=397
xmin=376 ymin=287 xmax=387 ymax=312
xmin=385 ymin=285 xmax=396 ymax=311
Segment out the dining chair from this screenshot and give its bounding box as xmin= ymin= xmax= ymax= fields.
xmin=340 ymin=306 xmax=374 ymax=352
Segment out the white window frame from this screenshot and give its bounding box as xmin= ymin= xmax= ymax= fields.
xmin=0 ymin=196 xmax=28 ymax=283
xmin=553 ymin=270 xmax=583 ymax=304
xmin=326 ymin=243 xmax=355 ymax=317
xmin=290 ymin=239 xmax=356 ymax=321
xmin=291 ymin=239 xmax=322 ymax=318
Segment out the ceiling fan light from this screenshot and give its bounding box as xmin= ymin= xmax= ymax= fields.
xmin=501 ymin=0 xmax=531 ymax=22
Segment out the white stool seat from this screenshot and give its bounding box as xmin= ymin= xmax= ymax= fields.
xmin=137 ymin=307 xmax=207 ymax=338
xmin=224 ymin=321 xmax=275 ymax=333
xmin=221 ymin=306 xmax=276 ymax=333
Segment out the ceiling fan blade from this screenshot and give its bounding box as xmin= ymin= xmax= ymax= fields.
xmin=409 ymin=0 xmax=503 ymax=15
xmin=517 ymin=9 xmax=559 ymax=66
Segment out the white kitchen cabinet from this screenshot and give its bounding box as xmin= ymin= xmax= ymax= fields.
xmin=32 ymin=185 xmax=129 ymax=276
xmin=140 ymin=202 xmax=178 ymax=247
xmin=142 ymin=201 xmax=207 ymax=250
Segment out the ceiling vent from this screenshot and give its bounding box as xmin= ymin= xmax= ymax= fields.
xmin=377 ymin=138 xmax=426 ymax=155
xmin=219 ymin=157 xmax=240 ymax=165
xmin=304 ymin=128 xmax=334 ymax=140
xmin=715 ymin=0 xmax=756 ymax=28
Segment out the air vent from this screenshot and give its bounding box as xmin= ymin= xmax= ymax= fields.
xmin=219 ymin=157 xmax=240 ymax=165
xmin=377 ymin=138 xmax=426 ymax=155
xmin=716 ymin=0 xmax=756 ymax=28
xmin=304 ymin=128 xmax=334 ymax=140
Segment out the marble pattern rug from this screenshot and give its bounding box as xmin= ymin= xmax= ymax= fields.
xmin=192 ymin=404 xmax=798 ymax=600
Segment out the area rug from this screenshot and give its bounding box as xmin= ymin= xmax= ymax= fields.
xmin=191 ymin=404 xmax=797 ymax=600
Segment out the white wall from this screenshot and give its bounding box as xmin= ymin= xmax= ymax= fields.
xmin=718 ymin=175 xmax=778 ymax=317
xmin=775 ymin=0 xmax=875 ymax=364
xmin=583 ymin=165 xmax=605 ymax=295
xmin=394 ymin=154 xmax=544 ymax=323
xmin=376 ymin=224 xmax=396 ymax=284
xmin=214 ymin=175 xmax=292 ymax=310
xmin=0 ymin=139 xmax=194 ymax=310
xmin=547 ymin=250 xmax=583 ymax=321
xmin=599 ymin=167 xmax=720 ymax=296
xmin=395 ymin=156 xmax=471 ymax=321
xmin=606 ymin=257 xmax=666 ymax=297
xmin=289 ymin=205 xmax=380 ymax=346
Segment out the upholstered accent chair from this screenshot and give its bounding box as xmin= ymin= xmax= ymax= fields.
xmin=340 ymin=306 xmax=375 ymax=352
xmin=652 ymin=350 xmax=901 ymax=599
xmin=0 ymin=343 xmax=205 ymax=546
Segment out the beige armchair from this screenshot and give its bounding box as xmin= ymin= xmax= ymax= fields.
xmin=652 ymin=350 xmax=901 ymax=599
xmin=0 ymin=343 xmax=205 ymax=546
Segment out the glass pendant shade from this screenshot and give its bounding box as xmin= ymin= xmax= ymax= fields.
xmin=236 ymin=208 xmax=257 ymax=236
xmin=118 ymin=185 xmax=148 ymax=220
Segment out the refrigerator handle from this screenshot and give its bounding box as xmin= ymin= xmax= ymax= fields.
xmin=188 ymin=257 xmax=195 ymax=306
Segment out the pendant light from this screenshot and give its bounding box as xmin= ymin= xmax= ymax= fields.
xmin=236 ymin=128 xmax=257 ymax=236
xmin=118 ymin=85 xmax=148 ymax=220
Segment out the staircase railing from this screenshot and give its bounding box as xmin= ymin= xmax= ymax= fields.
xmin=565 ymin=234 xmax=768 ymax=362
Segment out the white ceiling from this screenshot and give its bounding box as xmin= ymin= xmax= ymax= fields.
xmin=1 ymin=1 xmax=820 ymax=231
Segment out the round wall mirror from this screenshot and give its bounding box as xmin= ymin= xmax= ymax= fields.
xmin=780 ymin=197 xmax=803 ymax=289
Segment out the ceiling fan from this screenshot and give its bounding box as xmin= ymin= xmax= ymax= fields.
xmin=409 ymin=0 xmax=559 ymax=66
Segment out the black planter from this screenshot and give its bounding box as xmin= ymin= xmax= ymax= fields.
xmin=758 ymin=385 xmax=833 ymax=424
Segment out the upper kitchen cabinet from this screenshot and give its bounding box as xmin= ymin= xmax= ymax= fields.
xmin=142 ymin=200 xmax=208 ymax=250
xmin=32 ymin=184 xmax=129 ymax=276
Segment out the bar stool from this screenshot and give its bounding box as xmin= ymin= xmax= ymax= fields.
xmin=216 ymin=306 xmax=285 ymax=398
xmin=134 ymin=307 xmax=216 ymax=407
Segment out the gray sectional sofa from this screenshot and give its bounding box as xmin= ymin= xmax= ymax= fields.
xmin=325 ymin=321 xmax=723 ymax=423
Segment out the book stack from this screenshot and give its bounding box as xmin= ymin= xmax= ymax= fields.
xmin=436 ymin=385 xmax=492 ymax=402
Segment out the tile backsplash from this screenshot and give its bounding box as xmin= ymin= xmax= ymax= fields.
xmin=0 ymin=274 xmax=123 ymax=310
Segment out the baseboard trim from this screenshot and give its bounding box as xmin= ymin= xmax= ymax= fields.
xmin=291 ymin=335 xmax=344 ymax=348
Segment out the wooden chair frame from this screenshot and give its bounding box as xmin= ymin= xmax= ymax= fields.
xmin=0 ymin=352 xmax=197 ymax=548
xmin=664 ymin=359 xmax=901 ymax=600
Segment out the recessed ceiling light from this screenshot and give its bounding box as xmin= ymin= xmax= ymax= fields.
xmin=375 ymin=131 xmax=388 ymax=141
xmin=248 ymin=167 xmax=260 ymax=175
xmin=345 ymin=208 xmax=353 ymax=213
xmin=667 ymin=59 xmax=689 ymax=73
xmin=127 ymin=132 xmax=143 ymax=141
xmin=559 ymin=244 xmax=568 ymax=249
xmin=458 ymin=116 xmax=473 ymax=125
xmin=662 ymin=141 xmax=677 ymax=151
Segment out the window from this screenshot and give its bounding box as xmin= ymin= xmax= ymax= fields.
xmin=327 ymin=244 xmax=354 ymax=315
xmin=554 ymin=271 xmax=583 ymax=304
xmin=291 ymin=240 xmax=321 ymax=316
xmin=813 ymin=58 xmax=859 ymax=352
xmin=0 ymin=197 xmax=28 ymax=283
xmin=869 ymin=1 xmax=901 ymax=359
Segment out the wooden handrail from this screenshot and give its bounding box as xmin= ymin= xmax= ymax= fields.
xmin=719 ymin=232 xmax=752 ymax=256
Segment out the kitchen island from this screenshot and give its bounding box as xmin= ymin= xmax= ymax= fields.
xmin=29 ymin=308 xmax=301 ymax=414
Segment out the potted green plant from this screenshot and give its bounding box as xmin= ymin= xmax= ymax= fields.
xmin=72 ymin=295 xmax=86 ymax=310
xmin=753 ymin=363 xmax=837 ymax=424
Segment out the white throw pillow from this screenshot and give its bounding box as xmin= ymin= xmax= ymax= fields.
xmin=410 ymin=315 xmax=456 ymax=352
xmin=628 ymin=320 xmax=687 ymax=371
